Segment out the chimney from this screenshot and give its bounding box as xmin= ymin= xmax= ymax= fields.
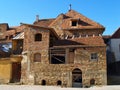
xmin=36 ymin=15 xmax=39 ymax=22
xmin=69 ymin=4 xmax=72 ymax=11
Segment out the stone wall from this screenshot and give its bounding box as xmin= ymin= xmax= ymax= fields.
xmin=23 ymin=26 xmax=50 ymax=64
xmin=21 ymin=25 xmax=51 ymax=84
xmin=21 ymin=46 xmax=107 ymax=87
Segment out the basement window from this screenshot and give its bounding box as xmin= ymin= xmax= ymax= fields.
xmin=90 ymin=79 xmax=95 ymax=85
xmin=57 ymin=80 xmax=62 ymax=86
xmin=90 ymin=53 xmax=98 ymax=60
xmin=41 ymin=80 xmax=46 ymax=85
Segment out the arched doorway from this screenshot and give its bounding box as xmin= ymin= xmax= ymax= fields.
xmin=72 ymin=68 xmax=82 ymax=87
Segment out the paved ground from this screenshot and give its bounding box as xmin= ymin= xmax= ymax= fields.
xmin=0 ymin=85 xmax=120 ymax=90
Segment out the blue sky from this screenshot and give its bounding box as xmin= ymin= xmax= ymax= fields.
xmin=0 ymin=0 xmax=119 ymax=35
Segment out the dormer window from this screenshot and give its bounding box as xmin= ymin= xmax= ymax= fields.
xmin=72 ymin=21 xmax=77 ymax=26
xmin=71 ymin=20 xmax=78 ymax=26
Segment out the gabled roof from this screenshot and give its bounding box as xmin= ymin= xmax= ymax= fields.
xmin=13 ymin=23 xmax=59 ymax=39
xmin=111 ymin=27 xmax=120 ymax=38
xmin=33 ymin=10 xmax=105 ymax=31
xmin=53 ymin=36 xmax=106 ymax=47
xmin=49 ymin=10 xmax=105 ymax=30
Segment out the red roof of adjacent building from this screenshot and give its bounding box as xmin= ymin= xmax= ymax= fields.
xmin=34 ymin=18 xmax=55 ymax=27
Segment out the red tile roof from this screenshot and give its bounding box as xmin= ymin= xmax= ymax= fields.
xmin=33 ymin=10 xmax=105 ymax=31
xmin=62 ymin=10 xmax=105 ymax=30
xmin=54 ymin=36 xmax=106 ymax=47
xmin=34 ymin=18 xmax=55 ymax=27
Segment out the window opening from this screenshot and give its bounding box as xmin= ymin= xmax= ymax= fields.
xmin=91 ymin=53 xmax=98 ymax=60
xmin=72 ymin=21 xmax=77 ymax=26
xmin=34 ymin=53 xmax=41 ymax=62
xmin=51 ymin=55 xmax=65 ymax=64
xmin=35 ymin=33 xmax=42 ymax=41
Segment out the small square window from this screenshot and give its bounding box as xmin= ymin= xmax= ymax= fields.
xmin=91 ymin=53 xmax=98 ymax=60
xmin=72 ymin=21 xmax=77 ymax=26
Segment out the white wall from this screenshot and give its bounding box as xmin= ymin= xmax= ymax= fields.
xmin=109 ymin=39 xmax=120 ymax=62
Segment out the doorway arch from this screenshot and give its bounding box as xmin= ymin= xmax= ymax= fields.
xmin=72 ymin=68 xmax=82 ymax=87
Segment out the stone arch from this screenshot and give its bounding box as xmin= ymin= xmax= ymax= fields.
xmin=41 ymin=80 xmax=46 ymax=85
xmin=35 ymin=33 xmax=42 ymax=41
xmin=57 ymin=80 xmax=62 ymax=85
xmin=34 ymin=53 xmax=41 ymax=62
xmin=72 ymin=68 xmax=82 ymax=87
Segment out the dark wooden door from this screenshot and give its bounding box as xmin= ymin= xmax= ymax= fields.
xmin=11 ymin=63 xmax=21 ymax=83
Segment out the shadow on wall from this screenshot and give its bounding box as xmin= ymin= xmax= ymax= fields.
xmin=107 ymin=61 xmax=120 ymax=85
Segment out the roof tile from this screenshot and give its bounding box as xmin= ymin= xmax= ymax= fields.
xmin=54 ymin=36 xmax=105 ymax=47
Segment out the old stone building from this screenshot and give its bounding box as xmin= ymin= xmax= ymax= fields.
xmin=0 ymin=9 xmax=107 ymax=87
xmin=12 ymin=9 xmax=107 ymax=87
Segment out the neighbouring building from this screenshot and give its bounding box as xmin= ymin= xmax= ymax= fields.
xmin=106 ymin=27 xmax=120 ymax=74
xmin=0 ymin=23 xmax=23 ymax=83
xmin=0 ymin=9 xmax=107 ymax=87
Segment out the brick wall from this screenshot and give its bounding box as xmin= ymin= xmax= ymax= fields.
xmin=21 ymin=25 xmax=50 ymax=84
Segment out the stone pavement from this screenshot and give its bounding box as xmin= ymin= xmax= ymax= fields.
xmin=0 ymin=85 xmax=120 ymax=90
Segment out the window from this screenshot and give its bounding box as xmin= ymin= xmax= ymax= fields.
xmin=35 ymin=33 xmax=42 ymax=41
xmin=34 ymin=53 xmax=41 ymax=62
xmin=51 ymin=55 xmax=65 ymax=64
xmin=91 ymin=53 xmax=98 ymax=60
xmin=71 ymin=21 xmax=77 ymax=26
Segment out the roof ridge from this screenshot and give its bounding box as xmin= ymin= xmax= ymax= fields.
xmin=38 ymin=18 xmax=55 ymax=21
